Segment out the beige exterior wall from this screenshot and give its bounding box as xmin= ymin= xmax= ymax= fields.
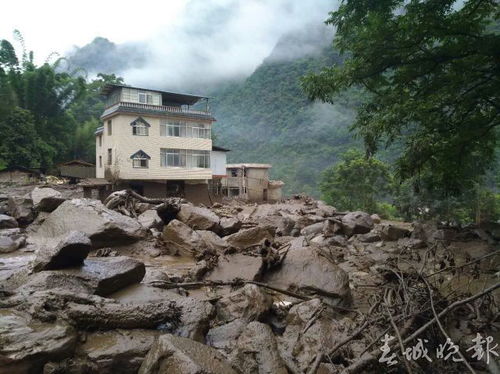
xmin=96 ymin=113 xmax=213 ymax=181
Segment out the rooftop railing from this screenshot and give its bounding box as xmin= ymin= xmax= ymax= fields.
xmin=102 ymin=101 xmax=211 ymax=118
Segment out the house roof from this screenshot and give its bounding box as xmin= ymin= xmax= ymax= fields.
xmin=59 ymin=160 xmax=95 ymax=167
xmin=130 ymin=150 xmax=151 ymax=160
xmin=101 ymin=84 xmax=209 ymax=106
xmin=95 ymin=126 xmax=104 ymax=135
xmin=212 ymin=145 xmax=231 ymax=152
xmin=130 ymin=117 xmax=151 ymax=127
xmin=226 ymin=163 xmax=272 ymax=169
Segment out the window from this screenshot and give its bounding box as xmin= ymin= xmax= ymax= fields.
xmin=107 ymin=120 xmax=112 ymax=136
xmin=107 ymin=148 xmax=112 ymax=165
xmin=230 ymin=168 xmax=238 ymax=177
xmin=98 ymin=135 xmax=102 ymax=147
xmin=132 ymin=123 xmax=148 ymax=136
xmin=130 ymin=150 xmax=150 ymax=168
xmin=160 ymin=149 xmax=210 ymax=168
xmin=160 ymin=121 xmax=210 ymax=139
xmin=138 ymin=91 xmax=153 ymax=104
xmin=99 ymin=156 xmax=102 ymax=168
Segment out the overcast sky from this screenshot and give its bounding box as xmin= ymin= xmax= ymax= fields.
xmin=2 ymin=0 xmax=336 ymax=87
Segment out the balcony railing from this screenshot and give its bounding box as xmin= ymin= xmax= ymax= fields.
xmin=102 ymin=101 xmax=211 ymax=118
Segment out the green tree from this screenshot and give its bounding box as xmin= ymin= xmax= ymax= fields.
xmin=319 ymin=149 xmax=392 ymax=213
xmin=0 ymin=107 xmax=54 ymax=168
xmin=303 ymin=0 xmax=500 ymax=198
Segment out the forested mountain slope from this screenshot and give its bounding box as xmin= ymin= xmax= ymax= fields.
xmin=210 ymin=43 xmax=361 ymax=196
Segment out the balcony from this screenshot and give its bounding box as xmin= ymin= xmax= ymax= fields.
xmin=101 ymin=101 xmax=213 ymax=120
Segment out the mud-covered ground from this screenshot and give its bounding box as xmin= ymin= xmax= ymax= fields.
xmin=0 ymin=182 xmax=499 ymax=374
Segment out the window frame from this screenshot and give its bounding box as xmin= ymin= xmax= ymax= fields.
xmin=107 ymin=148 xmax=112 ymax=165
xmin=107 ymin=120 xmax=112 ymax=136
xmin=132 ymin=122 xmax=149 ymax=136
xmin=138 ymin=91 xmax=153 ymax=104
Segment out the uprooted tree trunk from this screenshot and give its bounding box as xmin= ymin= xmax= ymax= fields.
xmin=104 ymin=189 xmax=185 ymax=222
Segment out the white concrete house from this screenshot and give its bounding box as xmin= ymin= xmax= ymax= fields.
xmin=95 ymin=84 xmax=215 ymax=199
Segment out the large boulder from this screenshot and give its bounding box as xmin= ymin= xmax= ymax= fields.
xmin=0 ymin=308 xmax=77 ymax=374
xmin=0 ymin=236 xmax=19 ymax=253
xmin=8 ymin=196 xmax=34 ymax=226
xmin=177 ymin=204 xmax=220 ymax=231
xmin=31 ymin=187 xmax=65 ymax=212
xmin=207 ymin=254 xmax=263 ymax=282
xmin=0 ymin=214 xmax=18 ymax=229
xmin=206 ymin=319 xmax=247 ymax=351
xmin=33 ymin=199 xmax=144 ymax=248
xmin=215 ymin=283 xmax=273 ymax=325
xmin=225 ymin=225 xmax=276 ymax=250
xmin=75 ymin=329 xmax=159 ymax=374
xmin=32 ymin=231 xmax=92 ymax=272
xmin=139 ymin=334 xmax=237 ymax=374
xmin=196 ymin=230 xmax=229 ymax=253
xmin=264 ymin=237 xmax=351 ymax=305
xmin=138 ymin=209 xmax=163 ymax=230
xmin=21 ymin=256 xmax=146 ymax=296
xmin=219 ymin=217 xmax=242 ymax=236
xmin=380 ymin=223 xmax=410 ymax=241
xmin=341 ymin=211 xmax=374 ymax=236
xmin=163 ymin=219 xmax=207 ymax=256
xmin=231 ymin=321 xmax=288 ymax=374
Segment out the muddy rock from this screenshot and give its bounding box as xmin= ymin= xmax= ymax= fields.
xmin=75 ymin=329 xmax=159 ymax=373
xmin=215 ymin=283 xmax=272 ymax=325
xmin=206 ymin=319 xmax=247 ymax=351
xmin=225 ymin=225 xmax=276 ymax=250
xmin=138 ymin=209 xmax=163 ymax=230
xmin=207 ymin=253 xmax=263 ymax=282
xmin=357 ymin=231 xmax=382 ymax=243
xmin=163 ymin=219 xmax=207 ymax=256
xmin=341 ymin=211 xmax=374 ymax=236
xmin=371 ymin=213 xmax=382 ymax=224
xmin=316 ymin=201 xmax=336 ymax=217
xmin=219 ymin=217 xmax=242 ymax=236
xmin=380 ymin=223 xmax=410 ymax=241
xmin=32 ymin=231 xmax=92 ymax=272
xmin=323 ymin=219 xmax=343 ymax=237
xmin=311 ymin=234 xmax=348 ymax=248
xmin=177 ymin=204 xmax=221 ymax=232
xmin=33 ymin=199 xmax=144 ymax=248
xmin=231 ymin=321 xmax=287 ymax=374
xmin=196 ymin=230 xmax=229 ymax=252
xmin=0 ymin=214 xmax=18 ymax=229
xmin=264 ymin=237 xmax=351 ymax=305
xmin=31 ymin=187 xmax=65 ymax=212
xmin=398 ymin=237 xmax=426 ymax=249
xmin=139 ymin=334 xmax=238 ymax=374
xmin=0 ymin=236 xmax=20 ymax=253
xmin=21 ymin=256 xmax=145 ymax=296
xmin=0 ymin=308 xmax=77 ymax=374
xmin=8 ymin=195 xmax=35 ymax=226
xmin=301 ymin=222 xmax=325 ymax=238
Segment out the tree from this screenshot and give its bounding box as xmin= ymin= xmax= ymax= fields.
xmin=319 ymin=149 xmax=392 ymax=213
xmin=303 ymin=0 xmax=500 ymax=198
xmin=0 ymin=107 xmax=54 ymax=168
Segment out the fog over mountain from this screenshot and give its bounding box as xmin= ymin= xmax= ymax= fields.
xmin=66 ymin=0 xmax=336 ymax=91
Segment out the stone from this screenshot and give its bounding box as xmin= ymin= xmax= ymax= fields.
xmin=31 ymin=187 xmax=65 ymax=212
xmin=177 ymin=204 xmax=221 ymax=231
xmin=206 ymin=253 xmax=263 ymax=282
xmin=264 ymin=237 xmax=351 ymax=305
xmin=20 ymin=256 xmax=146 ymax=296
xmin=215 ymin=283 xmax=273 ymax=325
xmin=163 ymin=219 xmax=207 ymax=256
xmin=316 ymin=201 xmax=336 ymax=217
xmin=32 ymin=231 xmax=92 ymax=272
xmin=8 ymin=195 xmax=34 ymax=226
xmin=323 ymin=219 xmax=343 ymax=237
xmin=0 ymin=214 xmax=18 ymax=229
xmin=341 ymin=211 xmax=374 ymax=236
xmin=138 ymin=209 xmax=163 ymax=230
xmin=0 ymin=236 xmax=19 ymax=253
xmin=231 ymin=321 xmax=287 ymax=374
xmin=33 ymin=199 xmax=144 ymax=248
xmin=380 ymin=223 xmax=410 ymax=241
xmin=225 ymin=225 xmax=276 ymax=250
xmin=206 ymin=319 xmax=247 ymax=351
xmin=76 ymin=329 xmax=159 ymax=374
xmin=357 ymin=232 xmax=382 ymax=243
xmin=196 ymin=230 xmax=229 ymax=252
xmin=219 ymin=217 xmax=242 ymax=236
xmin=300 ymin=222 xmax=325 ymax=238
xmin=310 ymin=234 xmax=348 ymax=247
xmin=138 ymin=334 xmax=237 ymax=374
xmin=0 ymin=308 xmax=77 ymax=374
xmin=398 ymin=237 xmax=426 ymax=249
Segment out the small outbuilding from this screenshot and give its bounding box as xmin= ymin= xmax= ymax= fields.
xmin=58 ymin=160 xmax=96 ymax=181
xmin=0 ymin=166 xmax=42 ymax=184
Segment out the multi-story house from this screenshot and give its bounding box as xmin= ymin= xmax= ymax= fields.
xmin=95 ymin=84 xmax=215 ymax=199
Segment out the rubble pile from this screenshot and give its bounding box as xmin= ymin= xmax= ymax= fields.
xmin=0 ymin=187 xmax=499 ymax=374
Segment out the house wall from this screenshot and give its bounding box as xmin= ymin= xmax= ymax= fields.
xmin=96 ymin=113 xmax=213 ymax=181
xmin=121 ymin=88 xmax=162 ymax=106
xmin=268 ymin=186 xmax=283 ymax=201
xmin=246 ymin=168 xmax=269 ymax=201
xmin=0 ymin=170 xmax=35 ymax=184
xmin=211 ymin=151 xmax=227 ymax=176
